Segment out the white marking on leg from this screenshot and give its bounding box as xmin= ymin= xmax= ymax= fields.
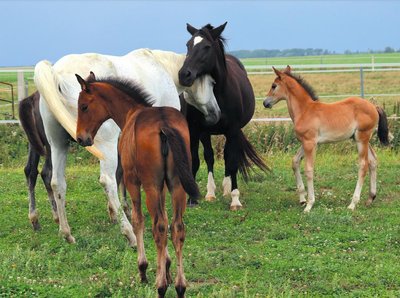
xmin=205 ymin=172 xmax=216 ymax=201
xmin=348 ymin=142 xmax=368 ymax=211
xmin=230 ymin=189 xmax=242 ymax=210
xmin=222 ymin=176 xmax=232 ymax=197
xmin=193 ymin=36 xmax=203 ymax=47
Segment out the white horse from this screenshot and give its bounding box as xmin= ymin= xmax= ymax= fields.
xmin=34 ymin=48 xmax=220 ymax=246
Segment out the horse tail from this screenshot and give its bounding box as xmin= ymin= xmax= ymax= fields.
xmin=237 ymin=130 xmax=270 ymax=180
xmin=19 ymin=91 xmax=47 ymax=156
xmin=376 ymin=106 xmax=389 ymax=145
xmin=34 ymin=60 xmax=103 ymax=159
xmin=160 ymin=127 xmax=200 ymax=199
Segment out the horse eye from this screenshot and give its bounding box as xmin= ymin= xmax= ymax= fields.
xmin=81 ymin=104 xmax=88 ymax=112
xmin=272 ymin=84 xmax=277 ymax=90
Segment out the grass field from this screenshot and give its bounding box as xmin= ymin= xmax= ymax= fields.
xmin=240 ymin=52 xmax=400 ymax=67
xmin=1 ymin=145 xmax=399 ymax=297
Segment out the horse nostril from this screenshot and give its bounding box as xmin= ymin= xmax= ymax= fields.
xmin=185 ymin=70 xmax=191 ymax=78
xmin=77 ymin=137 xmax=83 ymax=145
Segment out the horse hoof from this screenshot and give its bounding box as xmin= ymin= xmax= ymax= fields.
xmin=66 ymin=235 xmax=76 ymax=244
xmin=175 ymin=284 xmax=186 ymax=298
xmin=187 ymin=198 xmax=199 ymax=207
xmin=205 ymin=194 xmax=216 ymax=202
xmin=230 ymin=205 xmax=242 ymax=211
xmin=31 ymin=221 xmax=41 ymax=231
xmin=347 ymin=204 xmax=355 ymax=211
xmin=365 ymin=198 xmax=373 ymax=207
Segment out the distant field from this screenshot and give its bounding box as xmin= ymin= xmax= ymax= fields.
xmin=1 ymin=52 xmax=400 ymax=120
xmin=241 ymin=52 xmax=400 ymax=67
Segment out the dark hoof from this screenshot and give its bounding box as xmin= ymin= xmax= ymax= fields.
xmin=157 ymin=285 xmax=168 ymax=298
xmin=31 ymin=221 xmax=41 ymax=231
xmin=187 ymin=198 xmax=199 ymax=207
xmin=175 ymin=285 xmax=186 ymax=298
xmin=139 ymin=262 xmax=148 ymax=283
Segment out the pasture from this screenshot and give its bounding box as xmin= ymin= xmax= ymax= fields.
xmin=1 ymin=123 xmax=400 ymax=297
xmin=1 ymin=52 xmax=400 ymax=297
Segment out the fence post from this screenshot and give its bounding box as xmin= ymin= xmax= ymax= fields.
xmin=17 ymin=70 xmax=27 ymax=101
xmin=360 ymin=67 xmax=364 ymax=98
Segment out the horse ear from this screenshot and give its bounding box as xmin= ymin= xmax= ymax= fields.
xmin=76 ymin=74 xmax=89 ymax=92
xmin=211 ymin=22 xmax=227 ymax=39
xmin=272 ymin=67 xmax=282 ymax=79
xmin=187 ymin=23 xmax=198 ymax=35
xmin=284 ymin=65 xmax=292 ymax=74
xmin=88 ymin=71 xmax=96 ymax=81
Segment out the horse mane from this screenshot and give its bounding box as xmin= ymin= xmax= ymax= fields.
xmin=89 ymin=76 xmax=155 ymax=107
xmin=287 ymin=72 xmax=319 ymax=101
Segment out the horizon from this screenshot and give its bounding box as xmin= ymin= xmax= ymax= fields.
xmin=1 ymin=1 xmax=399 ymax=67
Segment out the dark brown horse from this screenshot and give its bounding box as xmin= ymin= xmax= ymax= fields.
xmin=178 ymin=22 xmax=268 ymax=210
xmin=75 ymin=72 xmax=198 ymax=298
xmin=19 ymin=91 xmax=57 ymax=230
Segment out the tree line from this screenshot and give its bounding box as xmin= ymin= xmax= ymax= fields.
xmin=230 ymin=47 xmax=400 ymax=58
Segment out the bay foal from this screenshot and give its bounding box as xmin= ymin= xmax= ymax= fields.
xmin=264 ymin=66 xmax=389 ymax=212
xmin=76 ymin=73 xmax=199 ymax=297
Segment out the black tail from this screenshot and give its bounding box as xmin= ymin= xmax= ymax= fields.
xmin=237 ymin=130 xmax=270 ymax=180
xmin=19 ymin=91 xmax=47 ymax=156
xmin=160 ymin=127 xmax=200 ymax=199
xmin=376 ymin=106 xmax=389 ymax=145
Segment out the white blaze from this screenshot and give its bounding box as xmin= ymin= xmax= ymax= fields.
xmin=193 ymin=36 xmax=204 ymax=47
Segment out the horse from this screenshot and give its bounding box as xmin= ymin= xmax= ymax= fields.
xmin=178 ymin=22 xmax=268 ymax=210
xmin=75 ymin=72 xmax=197 ymax=298
xmin=19 ymin=91 xmax=56 ymax=230
xmin=19 ymin=92 xmax=130 ymax=231
xmin=33 ymin=48 xmax=219 ymax=245
xmin=263 ymin=66 xmax=389 ymax=212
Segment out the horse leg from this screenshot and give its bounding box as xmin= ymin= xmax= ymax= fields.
xmin=41 ymin=150 xmax=58 ymax=223
xmin=223 ymin=135 xmax=242 ymax=210
xmin=116 ymin=155 xmax=130 ymax=220
xmin=98 ymin=147 xmax=137 ymax=248
xmin=170 ymin=184 xmax=187 ymax=297
xmin=348 ymin=136 xmax=370 ymax=211
xmin=292 ymin=146 xmax=307 ymax=205
xmin=40 ymin=98 xmax=74 ymax=242
xmin=188 ymin=130 xmax=200 ymax=206
xmin=200 ymin=133 xmax=216 ymax=201
xmin=145 ymin=187 xmax=169 ymax=297
xmin=24 ymin=145 xmax=41 ymax=231
xmin=124 ymin=175 xmax=147 ymax=282
xmin=302 ymin=141 xmax=317 ymax=213
xmin=366 ymin=144 xmax=378 ymax=206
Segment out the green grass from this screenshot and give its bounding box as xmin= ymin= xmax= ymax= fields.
xmin=1 ymin=145 xmax=400 ymax=297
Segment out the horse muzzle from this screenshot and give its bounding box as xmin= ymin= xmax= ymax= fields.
xmin=76 ymin=134 xmax=93 ymax=147
xmin=204 ymin=109 xmax=221 ymax=126
xmin=178 ymin=68 xmax=196 ymax=87
xmin=263 ymin=97 xmax=274 ymax=109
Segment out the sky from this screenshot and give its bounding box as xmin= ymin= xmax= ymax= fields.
xmin=1 ymin=0 xmax=400 ymax=66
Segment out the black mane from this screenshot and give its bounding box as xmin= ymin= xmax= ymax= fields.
xmin=90 ymin=76 xmax=155 ymax=107
xmin=287 ymin=72 xmax=318 ymax=101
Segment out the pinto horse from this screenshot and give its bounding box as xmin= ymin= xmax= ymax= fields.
xmin=179 ymin=22 xmax=268 ymax=210
xmin=76 ymin=73 xmax=198 ymax=298
xmin=34 ymin=49 xmax=218 ymax=245
xmin=264 ymin=66 xmax=389 ymax=212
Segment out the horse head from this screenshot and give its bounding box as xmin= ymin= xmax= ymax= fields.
xmin=184 ymin=75 xmax=221 ymax=125
xmin=263 ymin=66 xmax=292 ymax=108
xmin=179 ymin=22 xmax=227 ymax=87
xmin=75 ymin=73 xmax=110 ymax=147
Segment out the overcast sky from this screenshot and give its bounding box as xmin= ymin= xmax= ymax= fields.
xmin=1 ymin=0 xmax=399 ymax=66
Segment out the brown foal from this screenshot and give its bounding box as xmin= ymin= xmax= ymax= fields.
xmin=264 ymin=66 xmax=389 ymax=212
xmin=75 ymin=72 xmax=199 ymax=298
